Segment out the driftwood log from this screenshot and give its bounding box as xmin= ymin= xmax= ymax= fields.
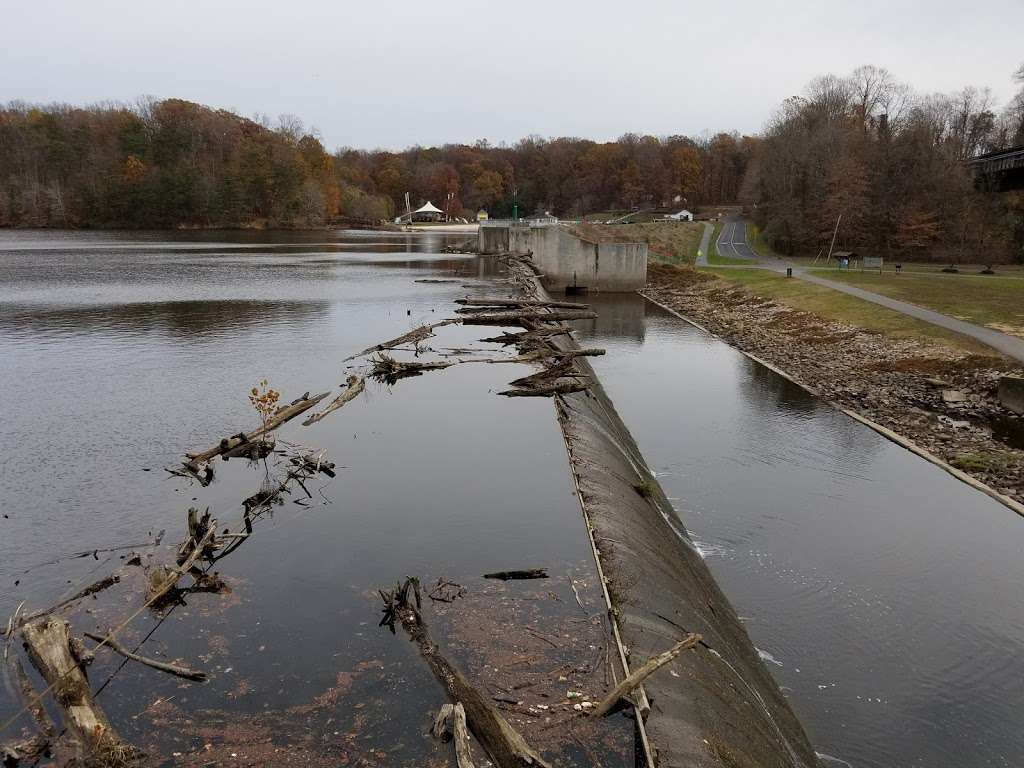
xmin=302 ymin=376 xmax=365 ymax=425
xmin=452 ymin=702 xmax=477 ymax=768
xmin=184 ymin=392 xmax=329 ymax=471
xmin=461 ymin=310 xmax=597 ymax=326
xmin=500 ymin=381 xmax=590 ymax=398
xmin=380 ymin=579 xmax=551 ymax=768
xmin=21 ymin=618 xmax=139 ymax=763
xmin=455 ymin=298 xmax=590 ymax=310
xmin=483 ymin=569 xmax=548 ymax=581
xmin=344 ymin=319 xmax=460 ymax=361
xmin=591 ymin=633 xmax=702 ymax=717
xmin=479 ymin=327 xmax=575 ymax=344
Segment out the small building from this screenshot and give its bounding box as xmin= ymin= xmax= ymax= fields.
xmin=665 ymin=209 xmax=694 ymax=222
xmin=412 ymin=201 xmax=444 ymax=222
xmin=476 ymin=209 xmax=489 ymax=222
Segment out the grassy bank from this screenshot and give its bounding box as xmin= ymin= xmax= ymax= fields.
xmin=574 ymin=221 xmax=704 ymax=264
xmin=807 ymin=270 xmax=1024 ymax=338
xmin=702 ymin=267 xmax=991 ymax=353
xmin=744 ymin=221 xmax=783 ymax=260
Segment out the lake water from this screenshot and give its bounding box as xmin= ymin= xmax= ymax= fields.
xmin=1 ymin=231 xmax=1022 ymax=767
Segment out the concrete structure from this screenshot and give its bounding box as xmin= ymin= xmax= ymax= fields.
xmin=479 ymin=222 xmax=646 ymax=292
xmin=999 ymin=376 xmax=1024 ymax=416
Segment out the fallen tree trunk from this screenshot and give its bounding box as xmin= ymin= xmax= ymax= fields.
xmin=380 ymin=579 xmax=551 ymax=768
xmin=184 ymin=392 xmax=329 ymax=470
xmin=461 ymin=310 xmax=597 ymax=326
xmin=456 ymin=298 xmax=590 ymax=310
xmin=303 ymin=376 xmax=365 ymax=426
xmin=21 ymin=618 xmax=139 ymax=764
xmin=591 ymin=634 xmax=702 ymax=717
xmin=479 ymin=327 xmax=575 ymax=345
xmin=84 ymin=632 xmax=206 ymax=682
xmin=499 ymin=381 xmax=590 ymax=398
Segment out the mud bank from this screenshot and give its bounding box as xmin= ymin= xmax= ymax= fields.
xmin=644 ymin=265 xmax=1024 ymax=512
xmin=514 ymin=262 xmax=820 ymax=767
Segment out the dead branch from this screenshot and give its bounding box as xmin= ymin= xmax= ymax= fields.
xmin=591 ymin=634 xmax=702 ymax=717
xmin=483 ymin=570 xmax=548 ymax=581
xmin=302 ymin=375 xmax=365 ymax=426
xmin=370 ymin=353 xmax=454 ymax=384
xmin=344 ymin=319 xmax=460 ymax=361
xmin=380 ymin=578 xmax=552 ymax=768
xmin=8 ymin=575 xmax=120 ymax=636
xmin=148 ymin=527 xmax=217 ymax=608
xmin=184 ymin=392 xmax=329 ymax=470
xmin=83 ymin=632 xmax=206 ymax=682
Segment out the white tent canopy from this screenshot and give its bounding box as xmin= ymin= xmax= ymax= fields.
xmin=414 ymin=201 xmax=443 ymax=214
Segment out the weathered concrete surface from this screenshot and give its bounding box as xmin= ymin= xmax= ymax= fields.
xmin=486 ymin=223 xmax=647 ymax=292
xmin=511 ymin=262 xmax=819 ymax=766
xmin=999 ymin=376 xmax=1024 ymax=415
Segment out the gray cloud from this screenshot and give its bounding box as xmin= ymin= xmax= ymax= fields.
xmin=3 ymin=0 xmax=1021 ymax=149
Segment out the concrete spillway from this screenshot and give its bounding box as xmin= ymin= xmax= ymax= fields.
xmin=517 ymin=260 xmax=819 ymax=767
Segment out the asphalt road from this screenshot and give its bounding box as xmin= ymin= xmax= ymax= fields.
xmin=710 ymin=218 xmax=1024 ymax=363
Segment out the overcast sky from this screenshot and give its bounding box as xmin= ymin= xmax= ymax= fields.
xmin=3 ymin=0 xmax=1021 ymax=150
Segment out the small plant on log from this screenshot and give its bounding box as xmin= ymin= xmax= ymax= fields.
xmin=248 ymin=378 xmax=281 ymax=435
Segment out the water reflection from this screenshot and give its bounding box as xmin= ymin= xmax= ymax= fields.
xmin=570 ymin=292 xmax=647 ymax=343
xmin=0 ymin=299 xmax=330 ymax=339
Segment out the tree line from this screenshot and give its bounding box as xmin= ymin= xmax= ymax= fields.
xmin=0 ymin=97 xmax=752 ymax=228
xmin=753 ymin=64 xmax=1024 ymax=263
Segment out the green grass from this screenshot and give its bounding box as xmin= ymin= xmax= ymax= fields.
xmin=786 ymin=257 xmax=1024 ymax=275
xmin=745 ymin=221 xmax=784 ymax=260
xmin=702 ymin=267 xmax=991 ymax=353
xmin=806 ymin=269 xmax=1024 ymax=337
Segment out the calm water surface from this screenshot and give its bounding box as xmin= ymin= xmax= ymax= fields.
xmin=575 ymin=294 xmax=1024 ymax=768
xmin=2 ymin=232 xmax=1022 ymax=766
xmin=0 ymin=230 xmax=627 ymax=765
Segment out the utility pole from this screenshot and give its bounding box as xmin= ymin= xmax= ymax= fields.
xmin=825 ymin=213 xmax=842 ymax=263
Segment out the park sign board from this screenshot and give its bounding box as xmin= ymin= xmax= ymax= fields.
xmin=862 ymin=256 xmax=883 ymax=271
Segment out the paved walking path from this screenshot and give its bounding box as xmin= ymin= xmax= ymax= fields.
xmin=711 ymin=218 xmax=1024 ymax=363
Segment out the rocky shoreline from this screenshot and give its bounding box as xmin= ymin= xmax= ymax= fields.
xmin=643 ymin=264 xmax=1024 ymax=509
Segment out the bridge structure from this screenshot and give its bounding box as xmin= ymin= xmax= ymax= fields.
xmin=968 ymin=145 xmax=1024 ymax=190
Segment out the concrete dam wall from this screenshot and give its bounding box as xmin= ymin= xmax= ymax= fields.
xmin=479 ymin=222 xmax=647 ymax=293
